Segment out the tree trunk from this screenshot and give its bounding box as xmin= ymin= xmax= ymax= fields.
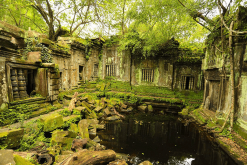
xmin=229 ymin=21 xmax=235 ymax=129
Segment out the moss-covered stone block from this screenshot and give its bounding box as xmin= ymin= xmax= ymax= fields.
xmin=0 ymin=129 xmax=24 ymax=149
xmin=100 ymin=83 xmax=106 ymax=91
xmin=63 ymin=115 xmax=81 ymax=127
xmin=78 ymin=119 xmax=89 ymax=139
xmin=178 ymin=108 xmax=188 ymax=116
xmin=70 ymin=123 xmax=79 ymax=133
xmin=147 ymin=105 xmax=153 ymax=113
xmin=81 ymin=101 xmax=92 ymax=113
xmin=51 ymin=130 xmax=77 ymax=150
xmin=14 ymin=154 xmax=34 ymax=165
xmin=40 ymin=113 xmax=63 ymax=132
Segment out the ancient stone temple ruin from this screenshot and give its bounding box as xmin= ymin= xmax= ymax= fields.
xmin=0 ymin=21 xmax=204 ymax=111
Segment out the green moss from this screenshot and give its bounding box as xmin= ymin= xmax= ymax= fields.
xmin=14 ymin=154 xmax=34 ymax=165
xmin=40 ymin=113 xmax=64 ymax=132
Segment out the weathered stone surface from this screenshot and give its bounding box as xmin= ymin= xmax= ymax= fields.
xmin=79 ymin=97 xmax=88 ymax=101
xmin=138 ymin=105 xmax=147 ymax=112
xmin=40 ymin=113 xmax=63 ymax=132
xmin=81 ymin=101 xmax=92 ymax=113
xmin=13 ymin=154 xmax=34 ymax=165
xmin=96 ymin=124 xmax=105 ymax=130
xmin=104 ymin=107 xmax=111 ymax=115
xmin=105 ymin=115 xmax=121 ymax=121
xmin=0 ymin=149 xmax=15 ymax=165
xmin=74 ymin=106 xmax=86 ymax=112
xmin=139 ymin=161 xmax=153 ymax=165
xmin=64 ymin=149 xmax=116 ymax=165
xmin=148 ymin=105 xmax=153 ymax=113
xmin=63 ymin=115 xmax=81 ymax=127
xmin=116 ymin=153 xmax=129 ymax=161
xmin=93 ymin=136 xmax=100 ymax=143
xmin=89 ymin=128 xmax=96 ymax=135
xmin=70 ymin=123 xmax=78 ymax=133
xmin=0 ymin=129 xmax=24 ymax=148
xmin=71 ymin=138 xmax=87 ymax=151
xmin=78 ymin=120 xmax=89 ymax=139
xmin=51 ymin=130 xmax=77 ymax=150
xmin=121 ymin=103 xmax=128 ymax=109
xmin=94 ymin=106 xmax=103 ymax=112
xmin=27 ymin=52 xmax=41 ymax=63
xmin=109 ymin=159 xmax=127 ymax=165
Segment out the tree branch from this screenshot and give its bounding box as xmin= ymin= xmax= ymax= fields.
xmin=217 ymin=0 xmax=247 ymax=34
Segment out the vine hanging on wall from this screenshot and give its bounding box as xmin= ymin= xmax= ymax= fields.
xmin=23 ymin=38 xmax=53 ymax=63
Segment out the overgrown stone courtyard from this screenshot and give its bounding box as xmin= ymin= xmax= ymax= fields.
xmin=1 ymin=0 xmax=247 ymax=165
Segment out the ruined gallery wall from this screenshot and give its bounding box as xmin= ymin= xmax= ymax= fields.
xmin=85 ymin=46 xmax=100 ymax=81
xmin=101 ymin=45 xmax=131 ymax=81
xmin=202 ymin=37 xmax=247 ymax=133
xmin=173 ymin=63 xmax=202 ymax=90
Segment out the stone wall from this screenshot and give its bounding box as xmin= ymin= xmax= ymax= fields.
xmin=101 ymin=45 xmax=131 ymax=81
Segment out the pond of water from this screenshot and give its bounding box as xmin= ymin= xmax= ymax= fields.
xmin=97 ymin=115 xmax=237 ymax=165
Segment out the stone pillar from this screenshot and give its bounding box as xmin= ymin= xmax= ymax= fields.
xmin=17 ymin=69 xmax=28 ymax=100
xmin=11 ymin=69 xmax=19 ymax=101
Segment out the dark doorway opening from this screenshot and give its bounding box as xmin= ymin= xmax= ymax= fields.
xmin=79 ymin=66 xmax=84 ymax=80
xmin=185 ymin=77 xmax=190 ymax=89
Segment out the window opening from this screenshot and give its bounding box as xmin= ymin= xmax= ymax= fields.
xmin=142 ymin=69 xmax=154 ymax=82
xmin=11 ymin=68 xmax=36 ymax=100
xmin=106 ymin=65 xmax=116 ymax=77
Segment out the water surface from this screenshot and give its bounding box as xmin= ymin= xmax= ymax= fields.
xmin=98 ymin=115 xmax=237 ymax=165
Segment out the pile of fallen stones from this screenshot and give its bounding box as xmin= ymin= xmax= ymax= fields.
xmin=0 ymin=93 xmax=154 ymax=165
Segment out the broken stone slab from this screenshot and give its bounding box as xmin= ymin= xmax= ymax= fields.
xmin=78 ymin=119 xmax=89 ymax=139
xmin=109 ymin=159 xmax=128 ymax=165
xmin=96 ymin=124 xmax=105 ymax=130
xmin=79 ymin=97 xmax=88 ymax=102
xmin=63 ymin=149 xmax=116 ymax=165
xmin=89 ymin=128 xmax=96 ymax=135
xmin=105 ymin=115 xmax=121 ymax=121
xmin=71 ymin=138 xmax=87 ymax=151
xmin=81 ymin=101 xmax=92 ymax=113
xmin=88 ymin=100 xmax=96 ymax=104
xmin=120 ymin=103 xmax=128 ymax=109
xmin=139 ymin=161 xmax=153 ymax=165
xmin=148 ymin=105 xmax=153 ymax=113
xmin=100 ymin=83 xmax=106 ymax=91
xmin=93 ymin=136 xmax=101 ymax=143
xmin=63 ymin=115 xmax=81 ymax=127
xmin=0 ymin=128 xmax=24 ymax=148
xmin=0 ymin=149 xmax=16 ymax=165
xmin=94 ymin=106 xmax=103 ymax=112
xmin=51 ymin=130 xmax=77 ymax=150
xmin=70 ymin=123 xmax=78 ymax=133
xmin=40 ymin=113 xmax=63 ymax=132
xmin=138 ymin=105 xmax=147 ymax=112
xmin=85 ymin=110 xmax=98 ymax=119
xmin=74 ymin=106 xmax=86 ymax=112
xmin=103 ymin=107 xmax=111 ymax=116
xmin=13 ymin=154 xmax=34 ymax=165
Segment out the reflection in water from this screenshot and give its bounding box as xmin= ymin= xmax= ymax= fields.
xmin=98 ymin=118 xmax=237 ymax=165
